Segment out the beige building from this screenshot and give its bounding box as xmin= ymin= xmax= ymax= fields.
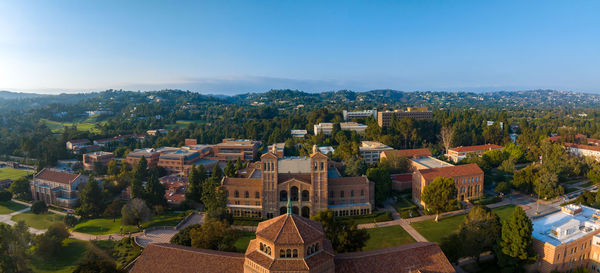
xmin=565 ymin=143 xmax=600 ymax=161
xmin=412 ymin=163 xmax=484 ymax=207
xmin=446 ymin=144 xmax=503 ymax=163
xmin=30 ymin=168 xmax=88 ymax=208
xmin=359 ymin=141 xmax=392 ymax=164
xmin=313 ymin=122 xmax=367 ymax=136
xmin=377 ymin=107 xmax=432 ymax=127
xmin=532 ymin=204 xmax=600 ymax=273
xmin=82 ymin=151 xmax=114 ymax=170
xmin=212 ymin=138 xmax=261 ymax=161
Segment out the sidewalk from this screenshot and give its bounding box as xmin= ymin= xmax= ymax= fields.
xmin=11 ymin=199 xmax=67 ymax=216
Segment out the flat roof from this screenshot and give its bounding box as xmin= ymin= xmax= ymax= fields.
xmin=532 ymin=205 xmax=600 ymax=246
xmin=410 ymin=157 xmax=453 ymax=169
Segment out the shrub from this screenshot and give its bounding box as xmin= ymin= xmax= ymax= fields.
xmin=31 ymin=201 xmax=48 ymax=214
xmin=0 ymin=190 xmax=12 ymax=202
xmin=64 ymin=215 xmax=79 ymax=227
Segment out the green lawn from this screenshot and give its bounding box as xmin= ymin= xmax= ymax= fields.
xmin=338 ymin=211 xmax=393 ymax=224
xmin=73 ymin=212 xmax=187 ymax=235
xmin=30 ymin=239 xmax=89 ymax=273
xmin=392 ymin=195 xmax=420 ymax=218
xmin=234 ymin=231 xmax=256 ymax=253
xmin=165 ymin=120 xmax=202 ymax=129
xmin=11 ymin=211 xmax=65 ymax=230
xmin=0 ymin=200 xmax=28 ymax=214
xmin=93 ymin=238 xmax=143 ymax=268
xmin=411 ymin=205 xmax=516 ymax=244
xmin=41 ymin=114 xmax=107 ymax=134
xmin=0 ymin=167 xmax=30 ymax=180
xmin=363 ymin=225 xmax=416 ymax=251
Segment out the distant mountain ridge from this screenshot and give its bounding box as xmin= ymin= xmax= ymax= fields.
xmin=0 ymin=91 xmax=45 ymax=100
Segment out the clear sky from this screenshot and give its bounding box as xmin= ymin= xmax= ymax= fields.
xmin=1 ymin=0 xmax=599 ymax=94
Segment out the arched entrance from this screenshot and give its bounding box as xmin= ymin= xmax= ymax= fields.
xmin=301 ymin=206 xmax=310 ymax=218
xmin=280 ymin=207 xmax=287 ymax=215
xmin=292 ymin=206 xmax=299 ymax=215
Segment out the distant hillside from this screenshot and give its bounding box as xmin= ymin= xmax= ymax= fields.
xmin=0 ymin=91 xmax=44 ymax=100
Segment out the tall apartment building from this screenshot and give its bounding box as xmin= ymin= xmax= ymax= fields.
xmin=30 ymin=168 xmax=88 ymax=208
xmin=212 ymin=138 xmax=261 ymax=161
xmin=82 ymin=151 xmax=114 ymax=170
xmin=532 ymin=204 xmax=600 ymax=273
xmin=342 ymin=109 xmax=377 ymax=120
xmin=359 ymin=141 xmax=392 ymax=164
xmin=313 ymin=122 xmax=367 ymax=136
xmin=377 ymin=107 xmax=432 ymax=127
xmin=412 ymin=163 xmax=484 ymax=207
xmin=221 ymin=147 xmax=374 ymax=219
xmin=446 ymin=144 xmax=503 ymax=163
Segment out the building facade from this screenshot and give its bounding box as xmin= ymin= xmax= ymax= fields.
xmin=30 ymin=168 xmax=88 ymax=208
xmin=126 ymin=147 xmax=178 ymax=168
xmin=157 ymin=149 xmax=202 ymax=173
xmin=221 ymin=148 xmax=374 ymax=219
xmin=412 ymin=163 xmax=484 ymax=207
xmin=313 ymin=122 xmax=367 ymax=136
xmin=342 ymin=109 xmax=377 ymax=121
xmin=565 ymin=143 xmax=600 ymax=161
xmin=359 ymin=141 xmax=392 ymax=164
xmin=377 ymin=107 xmax=432 ymax=127
xmin=82 ymin=151 xmax=114 ymax=170
xmin=446 ymin=144 xmax=503 ymax=163
xmin=212 ymin=138 xmax=261 ymax=161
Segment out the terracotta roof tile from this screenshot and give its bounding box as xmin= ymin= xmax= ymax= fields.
xmin=334 ymin=242 xmax=455 ymax=273
xmin=222 ymin=177 xmax=262 ymax=186
xmin=130 ymin=243 xmax=244 ymax=273
xmin=34 ymin=168 xmax=83 ymax=185
xmin=382 ymin=148 xmax=432 ymax=159
xmin=278 ymin=173 xmax=312 ymax=184
xmin=419 ymin=164 xmax=483 ymax=181
xmin=328 ymin=176 xmax=369 ymax=186
xmin=449 ymin=144 xmax=503 ymax=153
xmin=256 ymin=214 xmax=324 ymax=245
xmin=565 ymin=143 xmax=600 ymax=152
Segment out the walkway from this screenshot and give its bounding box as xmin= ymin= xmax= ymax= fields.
xmin=0 ymin=206 xmax=46 ymax=234
xmin=135 ymin=212 xmax=205 ymax=247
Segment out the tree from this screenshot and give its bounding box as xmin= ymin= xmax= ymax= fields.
xmin=0 ymin=221 xmax=32 ymax=272
xmin=211 ymin=164 xmax=223 ymax=179
xmin=170 ymin=224 xmax=202 ymax=246
xmin=78 ymin=177 xmax=105 ymax=218
xmin=511 ymin=165 xmax=538 ymax=193
xmin=440 ymin=233 xmax=463 ymax=264
xmin=9 ymin=177 xmax=32 ymax=201
xmin=31 ymin=200 xmax=48 ymax=214
xmin=459 ymin=206 xmax=501 ymax=262
xmin=186 ymin=165 xmax=204 ymax=202
xmin=343 ymin=157 xmax=366 ymax=177
xmin=224 ymin=160 xmax=236 ymax=177
xmin=106 ymin=160 xmax=120 ymax=176
xmin=201 ymin=177 xmax=229 ymax=221
xmin=421 ymin=177 xmax=457 ymax=222
xmin=499 ymin=158 xmax=516 ymax=174
xmin=495 ymin=182 xmax=511 ymax=194
xmin=379 ymin=155 xmax=410 ymax=174
xmin=145 ymin=175 xmax=166 ymax=209
xmin=440 ymin=126 xmax=454 ymax=155
xmin=235 ymin=158 xmax=243 ymax=171
xmin=503 ymin=143 xmax=524 ymax=162
xmin=190 ymin=219 xmax=237 ymax=251
xmin=35 ymin=222 xmax=70 ymax=257
xmin=366 ymin=168 xmax=392 ymax=205
xmin=134 ymin=156 xmax=148 ymax=181
xmin=498 ymin=206 xmax=536 ymax=272
xmin=534 ymin=169 xmax=564 ymax=200
xmin=93 ymin=161 xmax=107 ymax=176
xmin=311 ymin=210 xmax=369 ymax=253
xmin=74 ymin=259 xmax=125 ymax=273
xmin=103 ymin=199 xmax=123 ymax=222
xmin=0 ymin=190 xmax=12 ymax=202
xmin=131 ymin=177 xmax=145 ymax=200
xmin=121 ymin=198 xmax=152 ymax=226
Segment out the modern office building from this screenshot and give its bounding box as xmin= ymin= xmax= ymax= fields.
xmin=377 ymin=107 xmax=432 ymax=127
xmin=446 ymin=144 xmax=503 ymax=163
xmin=342 ymin=109 xmax=377 ymax=120
xmin=30 ymin=168 xmax=88 ymax=208
xmin=290 ymin=130 xmax=308 ymax=138
xmin=359 ymin=141 xmax=392 ymax=164
xmin=126 ymin=147 xmax=178 ymax=168
xmin=313 ymin=122 xmax=367 ymax=136
xmin=157 ymin=149 xmax=202 ymax=173
xmin=212 ymin=138 xmax=262 ymax=161
xmin=82 ymin=151 xmax=114 ymax=170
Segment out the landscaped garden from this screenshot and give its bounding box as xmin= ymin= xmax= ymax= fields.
xmin=0 ymin=200 xmax=28 ymax=214
xmin=11 ymin=211 xmax=65 ymax=230
xmin=363 ymin=225 xmax=416 ymax=251
xmin=410 ymin=204 xmax=515 ymax=244
xmin=29 ymin=238 xmax=88 ymax=273
xmin=0 ymin=167 xmax=30 ymax=181
xmin=72 ymin=211 xmax=188 ymax=235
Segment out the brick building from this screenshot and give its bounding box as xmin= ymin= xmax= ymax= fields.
xmin=130 ymin=206 xmax=455 ymax=273
xmin=446 ymin=144 xmax=503 ymax=163
xmin=377 ymin=107 xmax=432 ymax=128
xmin=30 ymin=168 xmax=88 ymax=208
xmin=221 ymin=147 xmax=374 ymax=219
xmin=157 ymin=149 xmax=202 ymax=173
xmin=212 ymin=138 xmax=261 ymax=161
xmin=126 ymin=147 xmax=178 ymax=168
xmin=82 ymin=151 xmax=114 ymax=170
xmin=412 ymin=163 xmax=484 ymax=207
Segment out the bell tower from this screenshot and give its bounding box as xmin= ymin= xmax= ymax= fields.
xmin=261 ymin=152 xmax=278 ymax=218
xmin=310 ymin=148 xmax=328 ymax=214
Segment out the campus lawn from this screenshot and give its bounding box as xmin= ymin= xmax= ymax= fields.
xmin=0 ymin=167 xmax=30 ymax=180
xmin=165 ymin=120 xmax=203 ymax=129
xmin=0 ymin=200 xmax=28 ymax=214
xmin=338 ymin=211 xmax=393 ymax=224
xmin=234 ymin=231 xmax=256 ymax=253
xmin=392 ymin=195 xmax=421 ymax=218
xmin=73 ymin=212 xmax=187 ymax=235
xmin=411 ymin=205 xmax=516 ymax=244
xmin=30 ymin=238 xmax=88 ymax=273
xmin=363 ymin=225 xmax=416 ymax=251
xmin=41 ymin=114 xmax=107 ymax=134
xmin=11 ymin=211 xmax=65 ymax=230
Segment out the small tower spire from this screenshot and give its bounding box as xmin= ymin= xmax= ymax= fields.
xmin=287 ymin=198 xmax=292 ymax=215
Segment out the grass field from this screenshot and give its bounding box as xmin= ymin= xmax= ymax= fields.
xmin=363 ymin=225 xmax=416 ymax=251
xmin=30 ymin=238 xmax=88 ymax=273
xmin=411 ymin=205 xmax=516 ymax=244
xmin=234 ymin=231 xmax=256 ymax=253
xmin=338 ymin=211 xmax=393 ymax=224
xmin=41 ymin=114 xmax=107 ymax=134
xmin=73 ymin=212 xmax=187 ymax=235
xmin=94 ymin=238 xmax=143 ymax=268
xmin=0 ymin=200 xmax=28 ymax=214
xmin=0 ymin=167 xmax=30 ymax=181
xmin=11 ymin=211 xmax=65 ymax=230
xmin=165 ymin=120 xmax=203 ymax=130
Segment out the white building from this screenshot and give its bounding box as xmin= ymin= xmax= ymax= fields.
xmin=359 ymin=141 xmax=393 ymax=164
xmin=318 ymin=146 xmax=335 ymax=155
xmin=565 ymin=143 xmax=600 ymax=161
xmin=343 ymin=110 xmax=377 ymax=121
xmin=290 ymin=130 xmax=308 ymax=138
xmin=313 ymin=122 xmax=367 ymax=135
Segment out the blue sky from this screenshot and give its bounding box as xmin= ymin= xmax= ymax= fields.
xmin=1 ymin=0 xmax=599 ymax=94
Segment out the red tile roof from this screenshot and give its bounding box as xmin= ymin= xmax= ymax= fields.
xmin=419 ymin=163 xmax=483 ymax=181
xmin=381 ymin=148 xmax=431 ymax=159
xmin=334 ymin=242 xmax=455 ymax=273
xmin=449 ymin=144 xmax=503 ymax=153
xmin=328 ymin=176 xmax=369 ymax=186
xmin=256 ymin=214 xmax=324 ymax=245
xmin=278 ymin=173 xmax=312 ymax=184
xmin=67 ymin=138 xmax=90 ymax=144
xmin=391 ymin=173 xmax=413 ymax=182
xmin=130 ymin=243 xmax=244 ymax=273
xmin=34 ymin=168 xmax=83 ymax=185
xmin=565 ymin=143 xmax=600 ymax=152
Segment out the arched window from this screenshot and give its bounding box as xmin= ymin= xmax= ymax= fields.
xmin=340 ymin=191 xmax=344 ymax=198
xmin=260 ymin=243 xmax=264 ymax=251
xmin=350 ymin=190 xmax=354 ymax=197
xmin=320 ymin=162 xmax=324 ymax=170
xmin=315 ymin=243 xmax=319 ymax=251
xmin=291 ymin=186 xmax=299 ymax=201
xmin=286 ymin=249 xmax=292 ymax=258
xmin=302 ymin=190 xmax=309 ymax=201
xmin=255 ymin=191 xmax=260 ymax=199
xmin=234 ymin=191 xmax=239 ymax=198
xmin=293 ymin=249 xmax=298 ymax=257
xmin=280 ymin=190 xmax=288 ymax=201
xmin=360 ymin=189 xmax=364 ymax=196
xmin=245 ymin=191 xmax=249 ymax=198
xmin=280 ymin=249 xmax=285 ymax=258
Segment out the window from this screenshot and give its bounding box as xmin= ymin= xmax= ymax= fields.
xmin=302 ymin=190 xmax=310 ymax=201
xmin=234 ymin=191 xmax=239 ymax=198
xmin=245 ymin=191 xmax=249 ymax=198
xmin=280 ymin=190 xmax=288 ymax=201
xmin=351 ymin=190 xmax=354 ymax=197
xmin=225 ymin=191 xmax=229 ymax=197
xmin=286 ymin=249 xmax=292 ymax=258
xmin=340 ymin=191 xmax=344 ymax=198
xmin=329 ymin=191 xmax=334 ymax=198
xmin=280 ymin=249 xmax=285 ymax=258
xmin=255 ymin=191 xmax=260 ymax=199
xmin=361 ymin=189 xmax=364 ymax=196
xmin=293 ymin=249 xmax=298 ymax=258
xmin=291 ymin=187 xmax=299 ymax=201
xmin=260 ymin=243 xmax=264 ymax=251
xmin=320 ymin=162 xmax=324 ymax=170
